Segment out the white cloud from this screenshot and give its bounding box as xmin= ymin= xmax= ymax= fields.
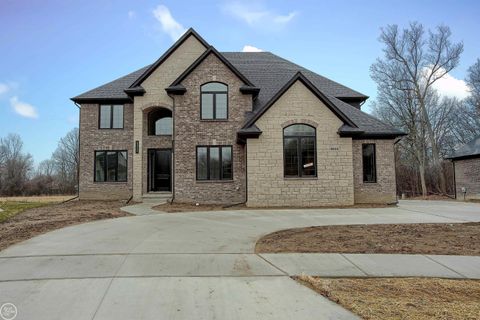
xmin=0 ymin=83 xmax=9 ymax=95
xmin=428 ymin=67 xmax=470 ymax=100
xmin=9 ymin=96 xmax=38 ymax=119
xmin=223 ymin=2 xmax=297 ymax=30
xmin=242 ymin=45 xmax=264 ymax=52
xmin=128 ymin=10 xmax=136 ymax=19
xmin=152 ymin=5 xmax=187 ymax=41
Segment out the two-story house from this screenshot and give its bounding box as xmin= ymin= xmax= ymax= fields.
xmin=72 ymin=28 xmax=405 ymax=207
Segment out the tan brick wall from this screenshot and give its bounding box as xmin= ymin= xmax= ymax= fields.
xmin=78 ymin=103 xmax=133 ymax=200
xmin=173 ymin=53 xmax=252 ymax=204
xmin=246 ymin=80 xmax=354 ymax=207
xmin=141 ymin=108 xmax=173 ymax=194
xmin=352 ymin=139 xmax=397 ymax=204
xmin=132 ymin=35 xmax=207 ymax=200
xmin=454 ymin=158 xmax=480 ymax=200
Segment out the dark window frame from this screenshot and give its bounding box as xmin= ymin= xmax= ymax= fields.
xmin=362 ymin=143 xmax=377 ymax=183
xmin=283 ymin=124 xmax=317 ymax=178
xmin=200 ymin=82 xmax=228 ymax=120
xmin=94 ymin=150 xmax=128 ymax=182
xmin=98 ymin=104 xmax=124 ymax=129
xmin=196 ymin=145 xmax=233 ymax=181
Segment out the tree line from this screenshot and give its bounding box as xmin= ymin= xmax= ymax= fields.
xmin=371 ymin=22 xmax=480 ymax=197
xmin=0 ymin=128 xmax=78 ymax=196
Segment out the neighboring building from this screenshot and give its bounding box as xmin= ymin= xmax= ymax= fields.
xmin=71 ymin=28 xmax=405 ymax=206
xmin=447 ymin=135 xmax=480 ymax=201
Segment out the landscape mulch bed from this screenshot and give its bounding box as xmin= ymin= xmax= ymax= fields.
xmin=0 ymin=200 xmax=130 ymax=251
xmin=256 ymin=222 xmax=480 ymax=255
xmin=296 ymin=276 xmax=480 ymax=320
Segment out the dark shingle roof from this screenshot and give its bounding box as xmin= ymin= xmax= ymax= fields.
xmin=221 ymin=52 xmax=367 ymax=112
xmin=71 ymin=65 xmax=150 ymax=102
xmin=448 ymin=135 xmax=480 ymax=159
xmin=71 ymin=51 xmax=403 ymax=137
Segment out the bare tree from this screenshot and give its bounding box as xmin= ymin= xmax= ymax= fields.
xmin=0 ymin=134 xmax=33 ymax=196
xmin=371 ymin=22 xmax=463 ymax=194
xmin=467 ymin=59 xmax=480 ymax=110
xmin=51 ymin=128 xmax=79 ymax=194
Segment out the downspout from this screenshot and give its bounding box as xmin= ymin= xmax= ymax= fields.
xmin=74 ymin=102 xmax=81 ymax=199
xmin=393 ymin=136 xmax=404 ymax=201
xmin=167 ymin=93 xmax=176 ymax=203
xmin=452 ymin=160 xmax=457 ymax=199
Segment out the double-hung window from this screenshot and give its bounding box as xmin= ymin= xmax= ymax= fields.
xmin=200 ymin=82 xmax=228 ymax=120
xmin=95 ymin=151 xmax=127 ymax=182
xmin=196 ymin=146 xmax=232 ymax=180
xmin=283 ymin=124 xmax=316 ymax=177
xmin=99 ymin=105 xmax=124 ymax=129
xmin=362 ymin=143 xmax=377 ymax=183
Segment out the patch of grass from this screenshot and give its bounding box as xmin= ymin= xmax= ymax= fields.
xmin=255 ymin=223 xmax=480 ymax=255
xmin=296 ymin=276 xmax=480 ymax=320
xmin=0 ymin=201 xmax=51 ymax=223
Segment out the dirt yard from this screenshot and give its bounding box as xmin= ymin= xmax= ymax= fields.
xmin=0 ymin=199 xmax=130 ymax=251
xmin=256 ymin=222 xmax=480 ymax=255
xmin=154 ymin=202 xmax=389 ymax=213
xmin=297 ymin=276 xmax=480 ymax=320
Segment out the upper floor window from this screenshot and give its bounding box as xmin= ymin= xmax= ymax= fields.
xmin=362 ymin=143 xmax=377 ymax=183
xmin=148 ymin=109 xmax=172 ymax=135
xmin=283 ymin=124 xmax=316 ymax=178
xmin=99 ymin=105 xmax=123 ymax=129
xmin=201 ymin=82 xmax=228 ymax=120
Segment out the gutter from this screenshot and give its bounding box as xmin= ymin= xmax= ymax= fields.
xmin=74 ymin=102 xmax=81 ymax=199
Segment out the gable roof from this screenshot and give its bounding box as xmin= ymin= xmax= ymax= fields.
xmin=168 ymin=46 xmax=255 ymax=89
xmin=71 ymin=65 xmax=150 ymax=103
xmin=71 ymin=39 xmax=404 ymax=138
xmin=447 ymin=135 xmax=480 ymax=160
xmin=129 ymin=28 xmax=209 ymax=89
xmin=243 ymin=71 xmax=357 ymax=128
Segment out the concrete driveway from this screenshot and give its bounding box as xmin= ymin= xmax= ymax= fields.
xmin=1 ymin=200 xmax=479 ymax=319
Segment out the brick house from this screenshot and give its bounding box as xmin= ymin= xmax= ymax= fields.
xmin=72 ymin=28 xmax=405 ymax=206
xmin=447 ymin=135 xmax=480 ymax=201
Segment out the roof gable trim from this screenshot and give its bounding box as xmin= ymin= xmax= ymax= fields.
xmin=167 ymin=46 xmax=255 ymax=90
xmin=243 ymin=72 xmax=357 ymax=129
xmin=129 ymin=28 xmax=210 ymax=88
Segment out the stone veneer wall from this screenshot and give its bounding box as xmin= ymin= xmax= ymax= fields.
xmin=141 ymin=108 xmax=173 ymax=194
xmin=173 ymin=53 xmax=252 ymax=204
xmin=454 ymin=157 xmax=480 ymax=200
xmin=352 ymin=139 xmax=397 ymax=204
xmin=132 ymin=35 xmax=207 ymax=200
xmin=246 ymin=80 xmax=354 ymax=207
xmin=78 ymin=103 xmax=133 ymax=200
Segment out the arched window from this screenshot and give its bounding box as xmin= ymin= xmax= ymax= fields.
xmin=148 ymin=109 xmax=172 ymax=135
xmin=283 ymin=124 xmax=316 ymax=177
xmin=201 ymin=82 xmax=228 ymax=120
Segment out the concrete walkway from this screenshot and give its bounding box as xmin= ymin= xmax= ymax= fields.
xmin=0 ymin=200 xmax=479 ymax=319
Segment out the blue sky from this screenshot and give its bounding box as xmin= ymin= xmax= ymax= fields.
xmin=1 ymin=0 xmax=479 ymax=164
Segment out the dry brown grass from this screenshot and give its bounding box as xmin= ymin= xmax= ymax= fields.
xmin=0 ymin=199 xmax=130 ymax=251
xmin=297 ymin=276 xmax=480 ymax=320
xmin=0 ymin=195 xmax=75 ymax=203
xmin=256 ymin=223 xmax=480 ymax=255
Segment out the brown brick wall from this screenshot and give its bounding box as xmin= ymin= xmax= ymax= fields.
xmin=78 ymin=103 xmax=133 ymax=200
xmin=352 ymin=139 xmax=397 ymax=204
xmin=454 ymin=157 xmax=480 ymax=200
xmin=173 ymin=53 xmax=252 ymax=204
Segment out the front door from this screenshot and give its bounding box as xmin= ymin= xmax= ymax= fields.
xmin=148 ymin=149 xmax=172 ymax=192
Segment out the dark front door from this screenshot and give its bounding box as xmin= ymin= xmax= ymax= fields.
xmin=148 ymin=149 xmax=171 ymax=192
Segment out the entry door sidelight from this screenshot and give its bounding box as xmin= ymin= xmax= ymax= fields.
xmin=148 ymin=149 xmax=171 ymax=192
